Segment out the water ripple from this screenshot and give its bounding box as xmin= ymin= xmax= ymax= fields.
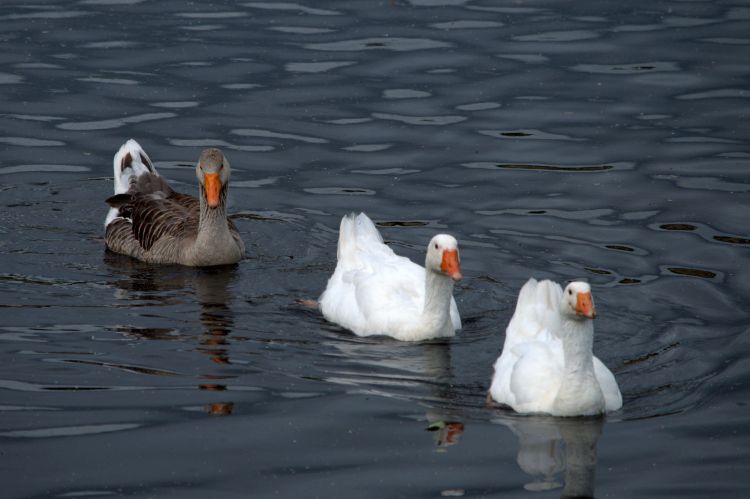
xmin=1 ymin=423 xmax=140 ymax=439
xmin=650 ymin=222 xmax=750 ymax=246
xmin=232 ymin=178 xmax=279 ymax=188
xmin=51 ymin=358 xmax=181 ymax=377
xmin=0 ymin=10 xmax=89 ymax=20
xmin=463 ymin=162 xmax=626 ymax=172
xmin=80 ymin=0 xmax=146 ymax=4
xmin=0 ymin=137 xmax=64 ymax=147
xmin=514 ymin=30 xmax=599 ymax=42
xmin=180 ymin=24 xmax=223 ymax=32
xmin=151 ymin=101 xmax=200 ymax=109
xmin=344 ymin=144 xmax=393 ymax=152
xmin=82 ymin=41 xmax=140 ymax=49
xmin=78 ymin=76 xmax=139 ymax=85
xmin=654 ymin=174 xmax=750 ymax=192
xmin=242 ymin=2 xmax=340 ymax=16
xmin=169 ymin=138 xmax=274 ymax=152
xmin=351 ymin=167 xmax=419 ymax=175
xmin=13 ymin=62 xmax=62 ymax=69
xmin=383 ymin=89 xmax=431 ymax=99
xmin=285 ymin=61 xmax=356 ymax=73
xmin=0 ymin=72 xmax=23 ymax=84
xmin=231 ymin=128 xmax=328 ymax=144
xmin=221 ymin=83 xmax=262 ymax=90
xmin=467 ymin=5 xmax=540 ymax=14
xmin=409 ymin=0 xmax=470 ymax=5
xmin=175 ymin=11 xmax=247 ymax=19
xmin=478 ymin=129 xmax=585 ymax=141
xmin=306 ymin=37 xmax=451 ymax=52
xmin=477 ymin=208 xmax=616 ymax=225
xmin=676 ymin=88 xmax=748 ymax=100
xmin=488 ymin=228 xmax=648 ymax=256
xmin=497 ymin=53 xmax=549 ymax=64
xmin=57 ymin=112 xmax=176 ymax=131
xmin=455 ymin=102 xmax=501 ymax=111
xmin=662 ymin=266 xmax=721 ymax=280
xmin=570 ymin=62 xmax=680 ymax=75
xmin=325 ymin=117 xmax=372 ymax=125
xmin=430 ymin=20 xmax=503 ymax=29
xmin=701 ymin=37 xmax=750 ymax=45
xmin=269 ymin=26 xmax=335 ymax=34
xmin=373 ymin=112 xmax=466 ymax=126
xmin=304 ymin=187 xmax=376 ymax=196
xmin=0 ymin=164 xmax=89 ymax=175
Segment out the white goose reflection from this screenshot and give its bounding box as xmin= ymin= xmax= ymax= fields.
xmin=321 ymin=335 xmax=464 ymax=450
xmin=495 ymin=414 xmax=603 ymax=497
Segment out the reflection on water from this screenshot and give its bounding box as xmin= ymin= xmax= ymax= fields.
xmin=322 ymin=337 xmax=464 ymax=450
xmin=104 ymin=252 xmax=238 ymax=414
xmin=496 ymin=415 xmax=603 ymax=498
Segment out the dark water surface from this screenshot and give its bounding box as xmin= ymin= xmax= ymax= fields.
xmin=1 ymin=0 xmax=749 ymax=497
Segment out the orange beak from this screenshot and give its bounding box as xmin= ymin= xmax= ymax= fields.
xmin=576 ymin=291 xmax=596 ymax=319
xmin=203 ymin=172 xmax=221 ymax=208
xmin=440 ymin=249 xmax=462 ymax=281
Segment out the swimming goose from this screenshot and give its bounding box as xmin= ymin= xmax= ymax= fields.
xmin=104 ymin=139 xmax=244 ymax=266
xmin=319 ymin=212 xmax=462 ymax=341
xmin=488 ymin=278 xmax=622 ymax=417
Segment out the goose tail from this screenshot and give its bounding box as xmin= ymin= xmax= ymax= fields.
xmin=105 ymin=139 xmax=157 ymax=226
xmin=112 ymin=139 xmax=157 ymax=195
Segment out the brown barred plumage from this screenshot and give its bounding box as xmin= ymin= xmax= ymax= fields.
xmin=104 ymin=140 xmax=244 ymax=267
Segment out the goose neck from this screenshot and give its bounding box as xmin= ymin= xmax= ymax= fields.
xmin=552 ymin=317 xmax=602 ymax=415
xmin=560 ymin=318 xmax=595 ymax=374
xmin=421 ymin=268 xmax=454 ymax=325
xmin=198 ymin=184 xmax=228 ymax=228
xmin=195 ymin=184 xmax=232 ymax=247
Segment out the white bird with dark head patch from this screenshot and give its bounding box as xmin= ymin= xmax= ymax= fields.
xmin=489 ymin=278 xmax=622 ymax=417
xmin=319 ymin=213 xmax=462 ymax=341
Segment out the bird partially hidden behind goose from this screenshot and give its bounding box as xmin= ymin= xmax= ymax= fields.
xmin=488 ymin=278 xmax=622 ymax=417
xmin=319 ymin=212 xmax=462 ymax=341
xmin=104 ymin=139 xmax=244 ymax=267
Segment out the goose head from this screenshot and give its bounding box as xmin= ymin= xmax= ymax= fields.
xmin=196 ymin=148 xmax=230 ymax=208
xmin=426 ymin=234 xmax=462 ymax=281
xmin=562 ymin=281 xmax=596 ymax=320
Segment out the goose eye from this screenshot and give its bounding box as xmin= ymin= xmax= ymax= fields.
xmin=434 ymin=243 xmax=439 ymax=250
xmin=568 ymin=289 xmax=572 ymax=295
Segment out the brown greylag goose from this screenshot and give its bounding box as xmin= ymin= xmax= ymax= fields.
xmin=104 ymin=139 xmax=245 ymax=266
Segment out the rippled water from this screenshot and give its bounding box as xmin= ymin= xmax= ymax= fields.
xmin=1 ymin=0 xmax=749 ymax=497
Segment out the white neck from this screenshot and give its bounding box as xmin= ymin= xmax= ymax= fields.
xmin=420 ymin=267 xmax=454 ymax=331
xmin=553 ymin=316 xmax=604 ymax=416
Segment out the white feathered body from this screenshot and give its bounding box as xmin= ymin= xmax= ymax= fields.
xmin=489 ymin=278 xmax=622 ymax=416
xmin=319 ymin=213 xmax=461 ymax=341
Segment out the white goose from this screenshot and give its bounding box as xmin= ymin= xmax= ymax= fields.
xmin=489 ymin=278 xmax=622 ymax=417
xmin=319 ymin=213 xmax=462 ymax=341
